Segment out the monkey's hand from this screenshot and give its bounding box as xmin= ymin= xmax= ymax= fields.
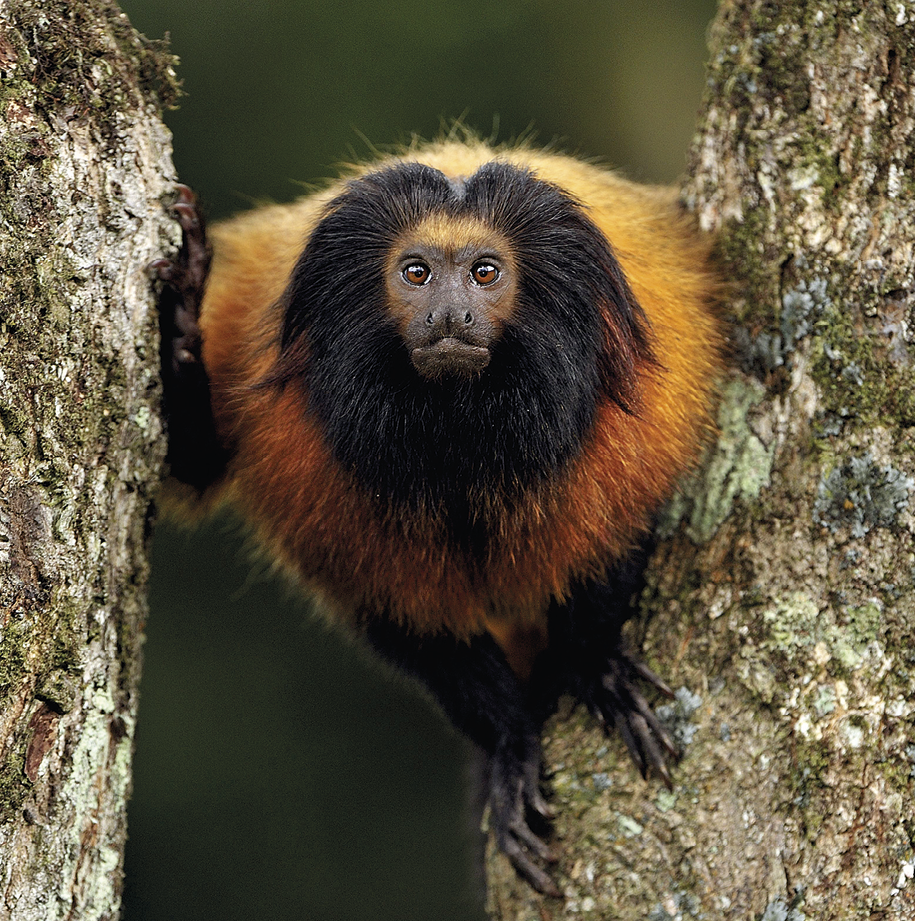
xmin=549 ymin=569 xmax=679 ymax=787
xmin=152 ymin=186 xmax=227 ymax=491
xmin=486 ymin=730 xmax=560 ymax=897
xmin=363 ymin=619 xmax=564 ymax=896
xmin=585 ymin=646 xmax=678 ymax=788
xmin=152 ymin=184 xmax=210 ymax=375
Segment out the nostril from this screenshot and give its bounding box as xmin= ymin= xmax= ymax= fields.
xmin=422 ymin=307 xmax=475 ymax=335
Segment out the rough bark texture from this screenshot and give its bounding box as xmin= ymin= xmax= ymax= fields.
xmin=0 ymin=1 xmax=178 ymax=917
xmin=486 ymin=1 xmax=915 ymax=918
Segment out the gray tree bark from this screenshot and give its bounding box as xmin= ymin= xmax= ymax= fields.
xmin=0 ymin=1 xmax=177 ymax=917
xmin=486 ymin=1 xmax=915 ymax=918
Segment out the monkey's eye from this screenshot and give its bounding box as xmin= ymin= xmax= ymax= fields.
xmin=471 ymin=263 xmax=500 ymax=286
xmin=402 ymin=263 xmax=431 ymax=286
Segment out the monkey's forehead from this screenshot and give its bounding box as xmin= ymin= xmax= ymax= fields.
xmin=387 ymin=213 xmax=515 ymax=260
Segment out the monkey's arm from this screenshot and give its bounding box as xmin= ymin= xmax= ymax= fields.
xmin=540 ymin=567 xmax=678 ymax=788
xmin=364 ymin=567 xmax=677 ymax=897
xmin=153 ymin=187 xmax=229 ymax=495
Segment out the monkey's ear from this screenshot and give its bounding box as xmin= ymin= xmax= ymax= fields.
xmin=595 ymin=268 xmax=655 ymax=416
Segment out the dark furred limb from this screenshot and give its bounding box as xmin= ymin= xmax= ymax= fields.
xmin=362 ymin=616 xmax=561 ymax=897
xmin=153 ymin=186 xmax=228 ymax=491
xmin=537 ymin=552 xmax=678 ymax=788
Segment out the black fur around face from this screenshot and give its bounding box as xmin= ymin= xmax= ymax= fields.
xmin=277 ymin=161 xmax=651 ymax=534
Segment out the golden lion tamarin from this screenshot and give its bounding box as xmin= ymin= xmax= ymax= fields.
xmin=155 ymin=138 xmax=722 ymax=896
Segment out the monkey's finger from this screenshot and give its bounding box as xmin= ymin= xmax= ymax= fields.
xmin=172 ymin=185 xmax=201 ymax=231
xmin=614 ymin=714 xmax=648 ymax=778
xmin=632 ymin=660 xmax=676 ymax=699
xmin=626 ymin=684 xmax=678 ymax=758
xmin=508 ymin=813 xmax=557 ymax=865
xmin=173 ymin=201 xmax=200 ymax=227
xmin=497 ymin=832 xmax=561 ymax=898
xmin=629 ymin=712 xmax=674 ymax=789
xmin=613 ymin=706 xmax=675 ymax=790
xmin=166 ymin=185 xmax=211 ymax=298
xmin=521 ymin=758 xmax=556 ymax=820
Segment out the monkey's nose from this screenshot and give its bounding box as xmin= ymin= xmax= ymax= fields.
xmin=425 ymin=305 xmax=475 ymax=337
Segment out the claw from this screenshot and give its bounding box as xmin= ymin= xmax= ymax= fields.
xmin=174 ymin=183 xmax=196 ymax=204
xmin=173 ymin=201 xmax=200 ymax=228
xmin=509 ymin=811 xmax=557 ymax=864
xmin=148 ymin=257 xmax=174 ymax=280
xmin=528 ymin=786 xmax=557 ymax=821
xmin=633 ymin=660 xmax=675 ymax=699
xmin=632 ymin=713 xmax=670 ymax=781
xmin=497 ymin=832 xmax=561 ymax=897
xmin=655 ymin=758 xmax=674 ymax=791
xmin=522 ymin=753 xmax=556 ymax=820
xmin=614 ymin=715 xmax=647 ymax=777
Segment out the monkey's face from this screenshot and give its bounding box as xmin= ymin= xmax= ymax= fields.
xmin=276 ymin=159 xmax=653 ymax=506
xmin=385 ymin=216 xmax=518 ymax=380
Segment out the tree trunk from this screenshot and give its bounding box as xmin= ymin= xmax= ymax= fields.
xmin=0 ymin=1 xmax=177 ymax=917
xmin=486 ymin=1 xmax=915 ymax=918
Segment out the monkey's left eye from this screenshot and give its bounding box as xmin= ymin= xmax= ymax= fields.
xmin=471 ymin=263 xmax=500 ymax=286
xmin=403 ymin=263 xmax=431 ymax=286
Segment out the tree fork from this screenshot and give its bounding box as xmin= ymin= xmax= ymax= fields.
xmin=1 ymin=1 xmax=913 ymax=919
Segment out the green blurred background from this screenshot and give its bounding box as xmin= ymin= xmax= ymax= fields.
xmin=117 ymin=1 xmax=716 ymax=918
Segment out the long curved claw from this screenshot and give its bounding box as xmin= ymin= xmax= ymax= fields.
xmin=632 ymin=659 xmax=676 ymax=699
xmin=594 ymin=650 xmax=679 ymax=788
xmin=615 ymin=710 xmax=673 ymax=790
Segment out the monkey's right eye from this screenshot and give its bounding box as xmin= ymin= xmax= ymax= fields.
xmin=402 ymin=263 xmax=431 ymax=286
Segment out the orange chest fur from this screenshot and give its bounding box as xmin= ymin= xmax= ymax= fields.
xmin=223 ymin=381 xmax=667 ymax=641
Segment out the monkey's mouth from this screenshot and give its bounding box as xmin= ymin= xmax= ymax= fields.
xmin=411 ymin=337 xmax=491 ymax=379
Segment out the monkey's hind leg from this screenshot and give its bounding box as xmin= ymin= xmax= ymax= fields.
xmin=363 ymin=615 xmax=562 ymax=897
xmin=152 ymin=186 xmax=228 ymax=492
